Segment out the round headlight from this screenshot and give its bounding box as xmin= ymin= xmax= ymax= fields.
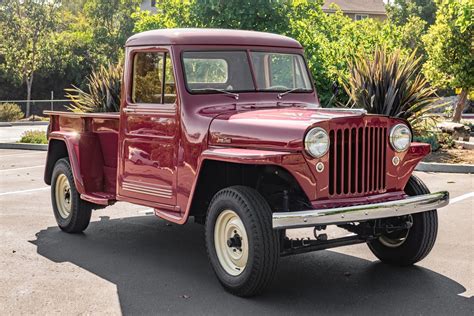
xmin=390 ymin=124 xmax=411 ymax=152
xmin=305 ymin=127 xmax=330 ymax=158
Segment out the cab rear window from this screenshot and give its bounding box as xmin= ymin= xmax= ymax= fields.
xmin=131 ymin=52 xmax=176 ymax=104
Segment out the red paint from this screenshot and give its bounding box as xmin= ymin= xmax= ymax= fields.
xmin=44 ymin=29 xmax=429 ymax=224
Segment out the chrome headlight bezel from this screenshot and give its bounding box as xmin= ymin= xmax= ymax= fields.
xmin=304 ymin=127 xmax=330 ymax=158
xmin=390 ymin=124 xmax=412 ymax=152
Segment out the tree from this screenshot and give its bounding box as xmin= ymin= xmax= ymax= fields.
xmin=83 ymin=0 xmax=141 ymax=64
xmin=387 ymin=0 xmax=437 ymax=26
xmin=423 ymin=0 xmax=473 ymax=122
xmin=133 ymin=0 xmax=193 ymax=32
xmin=188 ymin=0 xmax=289 ymax=34
xmin=0 ymin=0 xmax=59 ymax=117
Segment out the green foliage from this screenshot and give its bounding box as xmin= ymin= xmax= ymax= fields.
xmin=189 ymin=0 xmax=289 ymax=33
xmin=413 ymin=132 xmax=440 ymax=151
xmin=0 ymin=103 xmax=24 ymax=121
xmin=19 ymin=130 xmax=48 ymax=144
xmin=388 ymin=0 xmax=438 ymax=25
xmin=0 ymin=0 xmax=60 ymax=116
xmin=423 ymin=0 xmax=473 ymax=90
xmin=66 ymin=62 xmax=123 ymax=113
xmin=423 ymin=0 xmax=473 ymax=122
xmin=342 ymin=48 xmax=441 ymax=133
xmin=133 ymin=0 xmax=192 ymax=31
xmin=0 ymin=0 xmax=467 ymax=119
xmin=83 ymin=0 xmax=141 ymax=63
xmin=437 ymin=132 xmax=455 ymax=148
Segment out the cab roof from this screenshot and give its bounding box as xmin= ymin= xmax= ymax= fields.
xmin=125 ymin=28 xmax=302 ymax=49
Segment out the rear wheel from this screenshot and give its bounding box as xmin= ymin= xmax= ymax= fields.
xmin=51 ymin=158 xmax=92 ymax=233
xmin=368 ymin=175 xmax=438 ymax=265
xmin=205 ymin=186 xmax=279 ymax=297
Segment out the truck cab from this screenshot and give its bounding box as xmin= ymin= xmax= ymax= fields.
xmin=44 ymin=29 xmax=449 ymax=297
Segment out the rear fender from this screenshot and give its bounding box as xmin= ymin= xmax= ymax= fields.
xmin=44 ymin=133 xmax=86 ymax=194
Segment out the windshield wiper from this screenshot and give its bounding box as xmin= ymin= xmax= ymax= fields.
xmin=277 ymin=87 xmax=306 ymax=99
xmin=193 ymin=88 xmax=239 ymax=100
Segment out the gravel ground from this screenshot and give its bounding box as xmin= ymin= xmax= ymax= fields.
xmin=0 ymin=149 xmax=473 ymax=315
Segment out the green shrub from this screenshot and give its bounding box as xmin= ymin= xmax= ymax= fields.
xmin=413 ymin=132 xmax=440 ymax=151
xmin=342 ymin=48 xmax=442 ymax=134
xmin=65 ymin=62 xmax=122 ymax=113
xmin=19 ymin=130 xmax=47 ymax=144
xmin=0 ymin=103 xmax=24 ymax=122
xmin=438 ymin=132 xmax=455 ymax=149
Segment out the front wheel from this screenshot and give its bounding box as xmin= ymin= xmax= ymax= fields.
xmin=205 ymin=186 xmax=279 ymax=297
xmin=51 ymin=158 xmax=92 ymax=233
xmin=368 ymin=175 xmax=438 ymax=266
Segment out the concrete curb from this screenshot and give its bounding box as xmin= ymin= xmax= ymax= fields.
xmin=0 ymin=121 xmax=49 ymax=127
xmin=11 ymin=121 xmax=49 ymax=126
xmin=0 ymin=143 xmax=47 ymax=151
xmin=415 ymin=162 xmax=474 ymax=173
xmin=454 ymin=140 xmax=474 ymax=150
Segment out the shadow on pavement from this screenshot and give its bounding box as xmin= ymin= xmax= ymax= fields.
xmin=31 ymin=216 xmax=473 ymax=315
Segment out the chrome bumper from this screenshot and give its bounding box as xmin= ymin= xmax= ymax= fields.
xmin=272 ymin=191 xmax=449 ymax=229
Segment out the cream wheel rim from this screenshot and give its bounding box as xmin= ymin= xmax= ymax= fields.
xmin=55 ymin=174 xmax=72 ymax=219
xmin=214 ymin=210 xmax=249 ymax=276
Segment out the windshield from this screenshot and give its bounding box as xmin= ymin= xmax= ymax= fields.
xmin=182 ymin=51 xmax=312 ymax=93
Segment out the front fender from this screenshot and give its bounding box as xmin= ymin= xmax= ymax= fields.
xmin=180 ymin=148 xmax=317 ymax=223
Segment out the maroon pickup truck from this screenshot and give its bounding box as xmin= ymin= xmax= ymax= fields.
xmin=44 ymin=29 xmax=449 ymax=296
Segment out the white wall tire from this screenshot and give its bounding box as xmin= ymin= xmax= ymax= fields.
xmin=205 ymin=186 xmax=279 ymax=297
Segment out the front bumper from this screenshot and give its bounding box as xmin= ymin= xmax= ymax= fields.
xmin=272 ymin=191 xmax=449 ymax=229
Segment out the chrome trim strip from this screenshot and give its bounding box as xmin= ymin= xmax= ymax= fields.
xmin=272 ymin=191 xmax=449 ymax=229
xmin=122 ymin=186 xmax=172 ymax=199
xmin=124 ymin=179 xmax=172 ymax=190
xmin=122 ymin=182 xmax=172 ymax=194
xmin=123 ymin=106 xmax=176 ymax=115
xmin=122 ymin=181 xmax=173 ymax=198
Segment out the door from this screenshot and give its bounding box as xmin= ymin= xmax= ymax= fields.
xmin=118 ymin=48 xmax=178 ymax=207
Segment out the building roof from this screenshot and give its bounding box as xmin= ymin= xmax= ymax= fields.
xmin=322 ymin=0 xmax=386 ymax=15
xmin=126 ymin=28 xmax=302 ymax=48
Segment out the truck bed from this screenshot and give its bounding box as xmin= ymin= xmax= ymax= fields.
xmin=45 ymin=111 xmax=120 ymax=205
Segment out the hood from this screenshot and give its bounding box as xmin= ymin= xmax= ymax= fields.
xmin=208 ymin=106 xmax=367 ymax=151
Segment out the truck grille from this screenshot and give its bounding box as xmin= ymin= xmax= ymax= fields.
xmin=329 ymin=125 xmax=387 ymax=196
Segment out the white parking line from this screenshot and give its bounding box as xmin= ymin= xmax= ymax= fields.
xmin=0 ymin=165 xmax=44 ymax=172
xmin=450 ymin=192 xmax=474 ymax=204
xmin=0 ymin=187 xmax=49 ymax=196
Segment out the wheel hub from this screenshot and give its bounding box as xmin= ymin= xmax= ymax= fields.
xmin=378 ymin=215 xmax=413 ymax=248
xmin=55 ymin=174 xmax=72 ymax=219
xmin=227 ymin=234 xmax=242 ymax=249
xmin=214 ymin=210 xmax=249 ymax=276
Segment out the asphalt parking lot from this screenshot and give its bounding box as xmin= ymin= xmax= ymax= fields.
xmin=0 ymin=148 xmax=473 ymax=315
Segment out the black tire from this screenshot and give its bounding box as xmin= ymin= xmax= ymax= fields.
xmin=51 ymin=158 xmax=92 ymax=233
xmin=205 ymin=186 xmax=279 ymax=297
xmin=368 ymin=175 xmax=438 ymax=266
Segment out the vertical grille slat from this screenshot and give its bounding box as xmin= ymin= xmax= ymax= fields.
xmin=375 ymin=127 xmax=379 ymax=191
xmin=328 ymin=123 xmax=387 ymax=197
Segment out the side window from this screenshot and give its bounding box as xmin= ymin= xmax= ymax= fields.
xmin=131 ymin=51 xmax=176 ymax=104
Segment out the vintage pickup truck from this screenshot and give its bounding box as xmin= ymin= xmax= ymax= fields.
xmin=44 ymin=29 xmax=449 ymax=296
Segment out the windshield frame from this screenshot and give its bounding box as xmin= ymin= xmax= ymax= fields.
xmin=180 ymin=49 xmax=314 ymax=95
